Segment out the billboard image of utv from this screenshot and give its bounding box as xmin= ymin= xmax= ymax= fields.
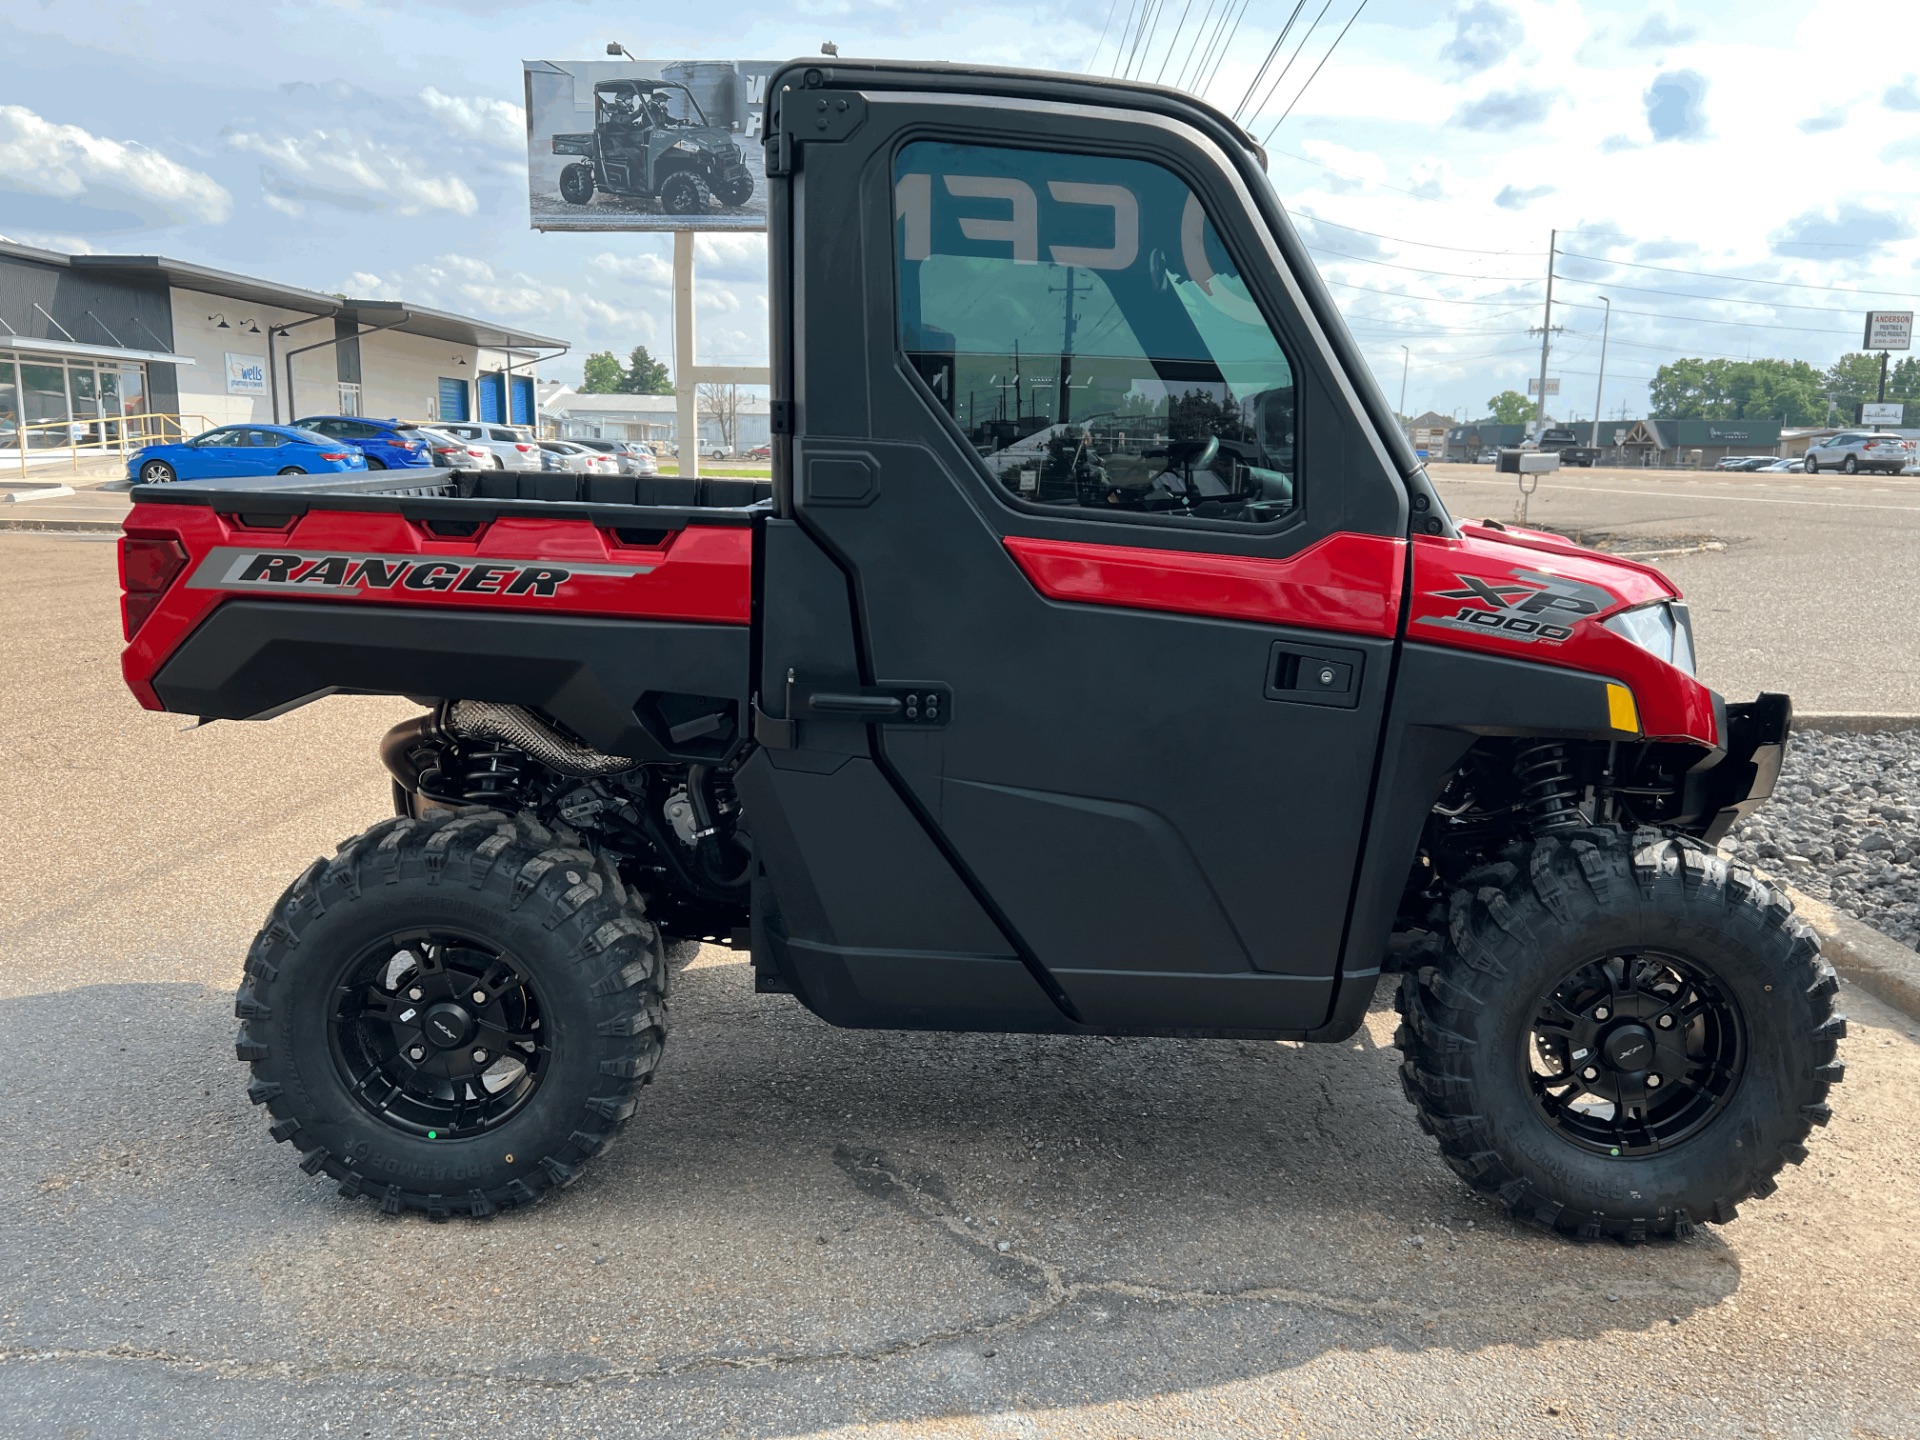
xmin=524 ymin=58 xmax=776 ymax=230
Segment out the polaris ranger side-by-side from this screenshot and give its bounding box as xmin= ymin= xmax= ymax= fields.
xmin=553 ymin=78 xmax=755 ymax=214
xmin=118 ymin=61 xmax=1839 ymax=1238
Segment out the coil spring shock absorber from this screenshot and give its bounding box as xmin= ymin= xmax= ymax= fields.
xmin=1516 ymin=742 xmax=1583 ymax=833
xmin=455 ymin=745 xmax=525 ymax=806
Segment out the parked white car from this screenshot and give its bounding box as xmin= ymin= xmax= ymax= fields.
xmin=439 ymin=423 xmax=543 ymax=472
xmin=1801 ymin=431 xmax=1915 ymax=475
xmin=411 ymin=426 xmax=493 ymax=470
xmin=538 ymin=440 xmax=619 ymax=476
xmin=571 ymin=438 xmax=660 ymax=476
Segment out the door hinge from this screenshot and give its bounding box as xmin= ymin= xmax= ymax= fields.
xmin=770 ymin=399 xmax=793 ymax=435
xmin=776 ymin=84 xmax=868 ymax=148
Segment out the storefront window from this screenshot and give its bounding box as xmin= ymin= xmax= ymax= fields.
xmin=0 ymin=357 xmax=19 ymax=451
xmin=21 ymin=363 xmax=69 ymax=449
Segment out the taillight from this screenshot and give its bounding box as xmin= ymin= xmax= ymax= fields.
xmin=515 ymin=443 xmax=535 ymax=451
xmin=320 ymin=451 xmax=349 ymax=461
xmin=119 ymin=535 xmax=188 ymax=639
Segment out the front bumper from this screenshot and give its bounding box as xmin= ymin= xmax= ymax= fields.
xmin=1687 ymin=692 xmax=1793 ymax=843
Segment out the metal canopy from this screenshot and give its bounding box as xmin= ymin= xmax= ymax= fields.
xmin=66 ymin=256 xmax=568 ymax=354
xmin=0 ymin=334 xmax=196 ymax=366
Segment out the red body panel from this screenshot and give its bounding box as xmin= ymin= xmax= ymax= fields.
xmin=1002 ymin=532 xmax=1407 ymax=639
xmin=120 ymin=503 xmax=752 ymax=711
xmin=1410 ymin=529 xmax=1716 ymax=744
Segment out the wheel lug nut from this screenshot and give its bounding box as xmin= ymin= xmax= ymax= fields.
xmin=472 ymin=991 xmax=488 ymax=1005
xmin=1582 ymin=1066 xmax=1598 ymax=1081
xmin=1657 ymin=1014 xmax=1674 ymax=1029
xmin=472 ymin=1049 xmax=488 ymax=1064
xmin=1593 ymin=1006 xmax=1610 ymax=1021
xmin=408 ymin=988 xmax=424 ymax=1001
xmin=408 ymin=1046 xmax=425 ymax=1061
xmin=1647 ymin=1074 xmax=1662 ymax=1088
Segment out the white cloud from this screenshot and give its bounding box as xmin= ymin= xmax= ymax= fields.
xmin=0 ymin=105 xmax=230 ymax=226
xmin=227 ymin=129 xmax=477 ymax=216
xmin=418 ymin=88 xmax=526 ymax=149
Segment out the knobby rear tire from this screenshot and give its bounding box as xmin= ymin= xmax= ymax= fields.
xmin=235 ymin=808 xmax=667 ymax=1218
xmin=1395 ymin=827 xmax=1843 ymax=1241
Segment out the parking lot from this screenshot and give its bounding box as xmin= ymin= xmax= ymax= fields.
xmin=3 ymin=515 xmax=1920 ymax=1438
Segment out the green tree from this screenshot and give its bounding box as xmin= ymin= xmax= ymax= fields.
xmin=580 ymin=351 xmax=624 ymax=394
xmin=617 ymin=344 xmax=674 ymax=395
xmin=1648 ymin=357 xmax=1829 ymax=425
xmin=1484 ymin=390 xmax=1532 ymax=424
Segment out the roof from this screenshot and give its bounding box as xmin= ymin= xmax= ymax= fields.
xmin=1405 ymin=410 xmax=1453 ymax=429
xmin=1643 ymin=418 xmax=1783 ymax=446
xmin=2 ymin=243 xmax=568 ymax=354
xmin=548 ymin=390 xmax=770 ymax=415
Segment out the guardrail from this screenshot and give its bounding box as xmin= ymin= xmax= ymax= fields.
xmin=7 ymin=412 xmax=216 ymax=478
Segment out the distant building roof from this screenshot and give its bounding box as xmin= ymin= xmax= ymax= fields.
xmin=547 ymin=390 xmax=769 ymax=416
xmin=0 ymin=239 xmax=568 ymax=354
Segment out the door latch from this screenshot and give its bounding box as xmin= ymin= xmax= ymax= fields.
xmin=752 ymin=669 xmax=951 ymax=749
xmin=1266 ymin=642 xmax=1365 ymax=710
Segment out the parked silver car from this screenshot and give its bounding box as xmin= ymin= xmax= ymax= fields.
xmin=411 ymin=426 xmax=493 ymax=470
xmin=571 ymin=438 xmax=660 ymax=476
xmin=538 ymin=440 xmax=619 ymax=476
xmin=1801 ymin=431 xmax=1915 ymax=474
xmin=440 ymin=423 xmax=544 ymax=472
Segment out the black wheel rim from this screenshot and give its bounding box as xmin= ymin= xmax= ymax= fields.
xmin=329 ymin=930 xmax=550 ymax=1139
xmin=1521 ymin=949 xmax=1746 ymax=1157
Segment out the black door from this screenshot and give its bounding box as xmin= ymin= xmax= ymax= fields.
xmin=761 ymin=71 xmax=1412 ymax=1033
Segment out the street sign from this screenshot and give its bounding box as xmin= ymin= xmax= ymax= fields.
xmin=1861 ymin=401 xmax=1904 ymax=425
xmin=1527 ymin=377 xmax=1560 ymax=396
xmin=1863 ymin=311 xmax=1913 ymax=350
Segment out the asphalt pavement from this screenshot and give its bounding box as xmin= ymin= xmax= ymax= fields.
xmin=1429 ymin=462 xmax=1920 ymax=715
xmin=3 ymin=528 xmax=1919 ymax=1438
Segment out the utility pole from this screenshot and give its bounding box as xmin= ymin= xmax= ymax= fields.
xmin=1529 ymin=228 xmax=1560 ymax=441
xmin=1049 ymin=268 xmax=1092 ymax=424
xmin=1398 ymin=346 xmax=1410 ymax=427
xmin=1874 ymin=348 xmax=1891 ymax=431
xmin=1590 ymin=296 xmax=1611 ymax=450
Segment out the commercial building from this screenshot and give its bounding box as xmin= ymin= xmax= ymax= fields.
xmin=1443 ymin=418 xmax=1783 ymax=467
xmin=543 ymin=387 xmax=772 ymax=452
xmin=0 ymin=239 xmax=567 ymax=458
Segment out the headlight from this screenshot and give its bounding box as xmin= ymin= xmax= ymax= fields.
xmin=1604 ymin=600 xmax=1695 ymax=674
xmin=672 ymin=138 xmax=701 ymax=153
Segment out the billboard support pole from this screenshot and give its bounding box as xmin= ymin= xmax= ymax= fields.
xmin=675 ymin=231 xmax=699 ymax=478
xmin=673 ymin=229 xmax=772 ymax=475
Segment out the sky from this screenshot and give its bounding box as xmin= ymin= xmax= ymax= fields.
xmin=3 ymin=0 xmax=1918 ymax=422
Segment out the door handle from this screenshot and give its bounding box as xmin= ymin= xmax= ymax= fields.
xmin=807 ymin=692 xmax=903 ymax=716
xmin=1266 ymin=642 xmax=1364 ymax=709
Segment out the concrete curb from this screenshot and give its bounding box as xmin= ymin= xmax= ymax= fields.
xmin=0 ymin=484 xmax=76 ymax=503
xmin=1786 ymin=885 xmax=1920 ymax=1020
xmin=0 ymin=518 xmax=123 ymax=534
xmin=1794 ymin=714 xmax=1920 ymax=735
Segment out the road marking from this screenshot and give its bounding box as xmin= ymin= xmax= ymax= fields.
xmin=1436 ymin=477 xmax=1920 ymax=514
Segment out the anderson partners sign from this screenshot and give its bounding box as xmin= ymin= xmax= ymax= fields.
xmin=1863 ymin=311 xmax=1914 ymax=351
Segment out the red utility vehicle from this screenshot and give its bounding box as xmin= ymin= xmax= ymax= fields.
xmin=117 ymin=60 xmax=1838 ymax=1237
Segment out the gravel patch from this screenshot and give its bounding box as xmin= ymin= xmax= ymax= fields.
xmin=1724 ymin=728 xmax=1920 ymax=950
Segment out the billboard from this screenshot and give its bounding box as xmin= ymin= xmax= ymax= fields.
xmin=1863 ymin=311 xmax=1913 ymax=351
xmin=524 ymin=59 xmax=777 ymax=231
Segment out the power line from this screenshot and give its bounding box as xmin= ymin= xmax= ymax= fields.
xmin=1232 ymin=1 xmax=1309 ymax=119
xmin=1268 ymin=0 xmax=1372 ymax=137
xmin=1295 ymin=211 xmax=1545 ymax=257
xmin=1170 ymin=0 xmax=1224 ymax=89
xmin=1559 ymin=248 xmax=1920 ymax=302
xmin=1241 ymin=0 xmax=1332 ymax=125
xmin=1306 ymin=243 xmax=1538 ymax=283
xmin=1087 ymin=0 xmax=1130 ymax=72
xmin=1323 ymin=277 xmax=1547 ymax=307
xmin=1552 ymin=298 xmax=1857 ymax=337
xmin=1554 ymin=271 xmax=1892 ymax=318
xmin=1155 ymin=0 xmax=1198 ymax=82
xmin=1194 ymin=0 xmax=1255 ymax=95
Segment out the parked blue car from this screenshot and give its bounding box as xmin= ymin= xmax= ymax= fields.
xmin=129 ymin=425 xmax=370 ymax=484
xmin=293 ymin=415 xmax=434 ymax=469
